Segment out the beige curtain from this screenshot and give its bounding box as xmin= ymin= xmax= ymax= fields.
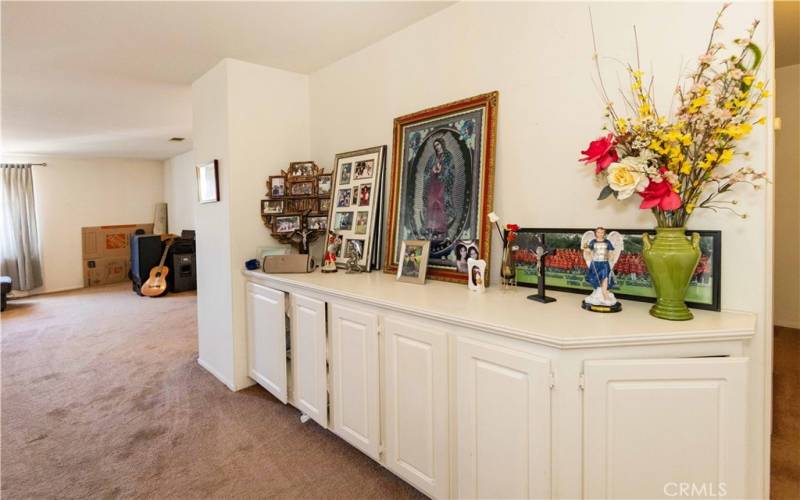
xmin=1 ymin=164 xmax=43 ymax=291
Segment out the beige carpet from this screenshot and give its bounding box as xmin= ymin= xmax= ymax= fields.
xmin=772 ymin=326 xmax=800 ymax=500
xmin=1 ymin=283 xmax=423 ymax=499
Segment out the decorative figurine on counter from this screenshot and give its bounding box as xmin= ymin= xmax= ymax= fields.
xmin=527 ymin=233 xmax=556 ymax=304
xmin=580 ymin=227 xmax=624 ymax=312
xmin=345 ymin=240 xmax=364 ymax=274
xmin=321 ymin=231 xmax=341 ymax=273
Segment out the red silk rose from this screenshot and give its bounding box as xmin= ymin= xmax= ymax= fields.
xmin=580 ymin=134 xmax=619 ymax=174
xmin=506 ymin=224 xmax=520 ymax=231
xmin=639 ymin=171 xmax=682 ymax=211
xmin=507 ymin=232 xmax=517 ymax=243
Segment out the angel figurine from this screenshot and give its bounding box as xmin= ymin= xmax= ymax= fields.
xmin=580 ymin=227 xmax=623 ymax=312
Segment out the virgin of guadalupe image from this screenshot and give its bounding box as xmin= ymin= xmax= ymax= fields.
xmin=424 ymin=138 xmax=455 ymax=241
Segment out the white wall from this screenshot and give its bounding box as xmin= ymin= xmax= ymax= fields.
xmin=193 ymin=58 xmax=309 ymax=390
xmin=308 ymin=2 xmax=773 ymax=497
xmin=1 ymin=155 xmax=164 ymax=293
xmin=163 ymin=150 xmax=197 ymax=233
xmin=774 ymin=64 xmax=800 ymax=329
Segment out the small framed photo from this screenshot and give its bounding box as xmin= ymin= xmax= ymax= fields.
xmin=345 ymin=238 xmax=365 ymax=259
xmin=351 ymin=187 xmax=358 ymax=206
xmin=467 ymin=258 xmax=486 ymax=293
xmin=339 ymin=163 xmax=352 ymax=185
xmin=355 ymin=211 xmax=369 ymax=235
xmin=196 ymin=159 xmax=220 ymax=203
xmin=318 ymin=174 xmax=332 ymax=196
xmin=319 ymin=198 xmax=332 ymax=212
xmin=289 ymin=161 xmax=315 ymax=177
xmin=290 ymin=181 xmax=315 ymax=196
xmin=262 ymin=199 xmax=284 ymax=215
xmin=307 ymin=215 xmax=328 ymax=231
xmin=358 ymin=184 xmax=371 ymax=206
xmin=334 ymin=211 xmax=353 ymax=231
xmin=273 ymin=214 xmax=302 ymax=234
xmin=336 ymin=188 xmax=351 ymax=208
xmin=354 ymin=159 xmax=374 ymax=180
xmin=396 ymin=240 xmax=430 ymax=284
xmin=269 ymin=176 xmax=286 ymax=197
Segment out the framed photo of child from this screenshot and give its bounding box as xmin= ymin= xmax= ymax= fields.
xmin=396 ymin=240 xmax=430 ymax=284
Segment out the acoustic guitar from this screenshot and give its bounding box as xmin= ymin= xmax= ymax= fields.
xmin=141 ymin=237 xmax=175 ymax=297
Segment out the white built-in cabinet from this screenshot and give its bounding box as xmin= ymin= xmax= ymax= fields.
xmin=245 ymin=282 xmax=287 ymax=403
xmin=243 ymin=272 xmax=754 ymax=500
xmin=329 ymin=303 xmax=381 ymax=460
xmin=454 ymin=336 xmax=552 ymax=499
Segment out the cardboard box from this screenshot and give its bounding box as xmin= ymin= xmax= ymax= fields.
xmin=82 ymin=223 xmax=154 ymax=286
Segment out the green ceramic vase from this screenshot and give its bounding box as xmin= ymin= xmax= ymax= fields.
xmin=642 ymin=227 xmax=701 ymax=321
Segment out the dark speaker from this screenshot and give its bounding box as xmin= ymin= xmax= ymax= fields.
xmin=170 ymin=252 xmax=196 ymax=292
xmin=130 ymin=235 xmax=163 ymax=294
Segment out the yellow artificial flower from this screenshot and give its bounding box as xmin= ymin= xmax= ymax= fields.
xmin=615 ymin=118 xmax=629 ymax=133
xmin=756 ymin=117 xmax=766 ymax=125
xmin=639 ymin=102 xmax=652 ymax=116
xmin=743 ymin=75 xmax=754 ymax=86
xmin=632 ymin=70 xmax=644 ymax=79
xmin=689 ymin=96 xmax=707 ymax=113
xmin=724 ymin=123 xmax=753 ymax=139
xmin=686 ymin=203 xmax=696 ymax=214
xmin=705 ymin=151 xmax=719 ymax=163
xmin=680 ymin=161 xmax=692 ymax=175
xmin=719 ymin=149 xmax=734 ymax=164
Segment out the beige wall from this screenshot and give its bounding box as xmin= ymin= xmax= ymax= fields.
xmin=774 ymin=64 xmax=800 ymax=328
xmin=1 ymin=155 xmax=164 ymax=293
xmin=308 ymin=2 xmax=774 ymax=496
xmin=163 ymin=150 xmax=197 ymax=233
xmin=193 ymin=59 xmax=310 ymax=390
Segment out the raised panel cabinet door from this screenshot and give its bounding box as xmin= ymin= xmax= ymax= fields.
xmin=384 ymin=317 xmax=449 ymax=499
xmin=583 ymin=357 xmax=748 ymax=500
xmin=246 ymin=282 xmax=288 ymax=403
xmin=329 ymin=303 xmax=380 ymax=460
xmin=290 ymin=293 xmax=328 ymax=428
xmin=455 ymin=337 xmax=552 ymax=499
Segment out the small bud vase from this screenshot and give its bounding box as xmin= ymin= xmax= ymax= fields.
xmin=500 ymin=245 xmax=516 ymax=288
xmin=641 ymin=227 xmax=701 ymax=321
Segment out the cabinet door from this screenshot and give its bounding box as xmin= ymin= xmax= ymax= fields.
xmin=583 ymin=357 xmax=748 ymax=499
xmin=384 ymin=317 xmax=449 ymax=499
xmin=290 ymin=293 xmax=328 ymax=428
xmin=455 ymin=337 xmax=552 ymax=499
xmin=329 ymin=303 xmax=380 ymax=460
xmin=246 ymin=282 xmax=288 ymax=403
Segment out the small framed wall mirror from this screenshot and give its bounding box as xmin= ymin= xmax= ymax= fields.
xmin=196 ymin=159 xmax=220 ymax=203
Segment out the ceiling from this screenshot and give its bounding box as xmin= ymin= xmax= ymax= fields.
xmin=1 ymin=1 xmax=453 ymax=160
xmin=775 ymin=0 xmax=800 ymax=68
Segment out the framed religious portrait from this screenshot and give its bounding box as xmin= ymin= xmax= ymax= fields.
xmin=196 ymin=160 xmax=220 ymax=203
xmin=384 ymin=92 xmax=498 ymax=284
xmin=328 ymin=145 xmax=387 ymax=270
xmin=396 ymin=240 xmax=431 ymax=284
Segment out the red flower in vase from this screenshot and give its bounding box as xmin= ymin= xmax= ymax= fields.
xmin=639 ymin=170 xmax=682 ymax=211
xmin=580 ymin=134 xmax=619 ymax=174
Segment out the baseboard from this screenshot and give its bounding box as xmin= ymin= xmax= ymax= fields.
xmin=774 ymin=319 xmax=800 ymax=330
xmin=197 ymin=358 xmax=237 ymax=392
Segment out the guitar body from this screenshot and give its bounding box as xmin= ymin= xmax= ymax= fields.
xmin=140 ymin=236 xmax=175 ymax=298
xmin=141 ymin=266 xmax=170 ymax=297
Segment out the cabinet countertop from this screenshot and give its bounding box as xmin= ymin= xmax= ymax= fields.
xmin=243 ymin=269 xmax=755 ymax=349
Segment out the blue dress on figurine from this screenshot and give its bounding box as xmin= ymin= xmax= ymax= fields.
xmin=585 ymin=239 xmax=616 ymax=289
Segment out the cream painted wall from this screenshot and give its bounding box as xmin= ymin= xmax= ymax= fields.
xmin=774 ymin=64 xmax=800 ymax=329
xmin=1 ymin=155 xmax=164 ymax=294
xmin=163 ymin=150 xmax=197 ymax=233
xmin=193 ymin=59 xmax=309 ymax=390
xmin=308 ymin=2 xmax=774 ymax=497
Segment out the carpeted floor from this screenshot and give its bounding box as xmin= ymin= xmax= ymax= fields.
xmin=1 ymin=283 xmax=423 ymax=499
xmin=772 ymin=325 xmax=800 ymax=500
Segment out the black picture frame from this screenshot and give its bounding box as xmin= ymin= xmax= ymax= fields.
xmin=510 ymin=228 xmax=721 ymax=311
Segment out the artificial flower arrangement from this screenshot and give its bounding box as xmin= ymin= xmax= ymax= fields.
xmin=580 ymin=3 xmax=768 ymax=228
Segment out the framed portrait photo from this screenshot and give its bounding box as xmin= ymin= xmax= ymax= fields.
xmin=396 ymin=240 xmax=431 ymax=284
xmin=318 ymin=174 xmax=332 ymax=196
xmin=306 ymin=215 xmax=328 ymax=231
xmin=268 ymin=176 xmax=286 ymax=198
xmin=319 ymin=197 xmax=331 ymax=213
xmin=262 ymin=199 xmax=284 ymax=215
xmin=288 ymin=161 xmax=315 ymax=178
xmin=196 ymin=159 xmax=220 ymax=203
xmin=273 ymin=214 xmax=302 ymax=234
xmin=290 ymin=180 xmax=315 ymax=196
xmin=384 ymin=92 xmax=498 ymax=284
xmin=328 ymin=145 xmax=387 ymax=270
